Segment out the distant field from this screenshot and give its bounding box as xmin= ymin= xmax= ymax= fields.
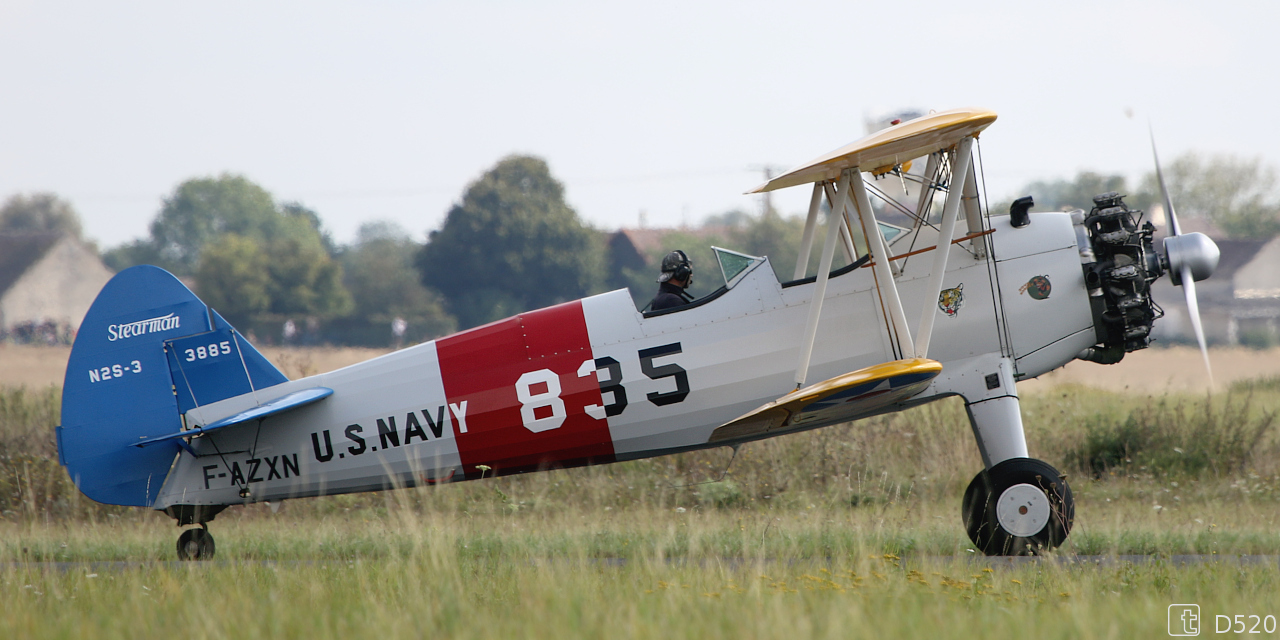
xmin=0 ymin=343 xmax=1266 ymax=391
xmin=0 ymin=344 xmax=390 ymax=387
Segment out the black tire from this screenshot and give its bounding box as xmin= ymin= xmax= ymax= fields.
xmin=177 ymin=527 xmax=216 ymax=561
xmin=962 ymin=457 xmax=1073 ymax=556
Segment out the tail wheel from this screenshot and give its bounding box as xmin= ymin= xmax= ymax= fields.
xmin=177 ymin=525 xmax=216 ymax=561
xmin=962 ymin=457 xmax=1074 ymax=556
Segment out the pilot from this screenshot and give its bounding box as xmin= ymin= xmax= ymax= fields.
xmin=649 ymin=250 xmax=694 ymax=311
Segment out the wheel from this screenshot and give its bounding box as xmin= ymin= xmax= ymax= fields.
xmin=176 ymin=526 xmax=216 ymax=561
xmin=962 ymin=457 xmax=1073 ymax=556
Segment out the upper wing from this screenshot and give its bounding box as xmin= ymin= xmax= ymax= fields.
xmin=748 ymin=108 xmax=996 ymax=193
xmin=709 ymin=358 xmax=942 ymax=443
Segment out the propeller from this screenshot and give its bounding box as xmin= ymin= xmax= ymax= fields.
xmin=1151 ymin=128 xmax=1220 ymax=386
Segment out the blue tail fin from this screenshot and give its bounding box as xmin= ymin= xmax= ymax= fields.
xmin=57 ymin=266 xmax=287 ymax=507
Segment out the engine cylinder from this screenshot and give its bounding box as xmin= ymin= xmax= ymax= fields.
xmin=1074 ymin=192 xmax=1164 ymax=358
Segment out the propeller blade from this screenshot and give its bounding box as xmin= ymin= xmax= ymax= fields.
xmin=1152 ymin=124 xmax=1212 ymax=386
xmin=1181 ymin=265 xmax=1214 ymax=387
xmin=1149 ymin=125 xmax=1181 ymax=236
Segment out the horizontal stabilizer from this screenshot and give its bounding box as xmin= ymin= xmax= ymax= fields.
xmin=709 ymin=358 xmax=941 ymax=443
xmin=133 ymin=387 xmax=333 ymax=448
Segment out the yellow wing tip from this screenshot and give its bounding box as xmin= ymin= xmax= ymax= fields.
xmin=710 ymin=358 xmax=943 ymax=443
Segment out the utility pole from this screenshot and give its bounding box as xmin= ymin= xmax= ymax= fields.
xmin=749 ymin=164 xmax=786 ymax=217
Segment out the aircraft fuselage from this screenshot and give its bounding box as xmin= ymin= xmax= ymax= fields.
xmin=154 ymin=211 xmax=1095 ymax=510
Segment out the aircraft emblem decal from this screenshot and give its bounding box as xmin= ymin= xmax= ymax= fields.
xmin=1020 ymin=275 xmax=1052 ymax=300
xmin=938 ymin=284 xmax=964 ymax=317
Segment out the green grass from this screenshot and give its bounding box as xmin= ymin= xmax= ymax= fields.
xmin=4 ymin=381 xmax=1280 ymax=638
xmin=3 ymin=507 xmax=1279 ymax=639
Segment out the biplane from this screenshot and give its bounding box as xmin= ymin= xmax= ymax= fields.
xmin=56 ymin=108 xmax=1220 ymax=558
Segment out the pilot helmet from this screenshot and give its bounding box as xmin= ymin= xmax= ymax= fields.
xmin=658 ymin=250 xmax=693 ymax=285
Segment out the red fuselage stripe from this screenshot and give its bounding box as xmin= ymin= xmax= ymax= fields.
xmin=436 ymin=300 xmax=615 ymax=476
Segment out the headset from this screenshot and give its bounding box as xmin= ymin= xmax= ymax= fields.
xmin=670 ymin=250 xmax=693 ymax=284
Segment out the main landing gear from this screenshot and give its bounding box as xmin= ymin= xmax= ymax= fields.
xmin=177 ymin=523 xmax=216 ymax=561
xmin=962 ymin=457 xmax=1074 ymax=556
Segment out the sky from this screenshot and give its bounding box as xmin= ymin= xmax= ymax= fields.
xmin=2 ymin=0 xmax=1277 ymax=249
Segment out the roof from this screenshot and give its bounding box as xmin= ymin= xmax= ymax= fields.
xmin=749 ymin=107 xmax=998 ymax=193
xmin=612 ymin=228 xmax=669 ymax=261
xmin=610 ymin=226 xmax=737 ymax=265
xmin=1151 ymin=215 xmax=1224 ymax=242
xmin=0 ymin=233 xmax=62 ymax=297
xmin=1147 ymin=218 xmax=1266 ymax=280
xmin=1212 ymin=239 xmax=1269 ymax=279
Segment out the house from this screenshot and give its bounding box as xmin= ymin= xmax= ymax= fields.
xmin=607 ymin=228 xmax=668 ymax=274
xmin=0 ymin=233 xmax=113 ymax=344
xmin=1148 ymin=218 xmax=1280 ymax=347
xmin=606 ymin=225 xmax=736 ymax=279
xmin=607 ymin=226 xmax=738 ymax=270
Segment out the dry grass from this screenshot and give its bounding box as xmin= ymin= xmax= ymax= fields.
xmin=1026 ymin=345 xmax=1280 ymax=395
xmin=0 ymin=344 xmax=389 ymax=387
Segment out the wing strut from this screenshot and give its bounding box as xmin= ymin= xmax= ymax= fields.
xmin=962 ymin=156 xmax=986 ymax=258
xmin=794 ymin=183 xmax=823 ymax=280
xmin=823 ymin=182 xmax=858 ymax=263
xmin=793 ymin=170 xmax=852 ymax=389
xmin=903 ymin=152 xmax=943 ymax=275
xmin=851 ymin=168 xmax=915 ymax=358
xmin=913 ymin=152 xmax=941 ymax=231
xmin=914 ymin=136 xmax=974 ymax=359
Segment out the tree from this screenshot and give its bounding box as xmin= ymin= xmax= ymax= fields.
xmin=0 ymin=192 xmax=83 ymax=238
xmin=338 ymin=221 xmax=456 ymax=344
xmin=103 ymin=239 xmax=162 ymax=272
xmin=265 ymin=233 xmax=351 ymax=319
xmin=1006 ymin=172 xmax=1130 ymax=214
xmin=731 ymin=209 xmax=813 ymax=281
xmin=146 ymin=174 xmax=293 ymax=274
xmin=195 ymin=234 xmax=272 ymax=326
xmin=282 ymin=201 xmax=337 ymax=256
xmin=195 ymin=232 xmax=352 ymax=329
xmin=108 ymin=177 xmax=340 ymax=275
xmin=97 ymin=174 xmax=355 ymax=330
xmin=417 ymin=155 xmax=603 ymax=329
xmin=1137 ymin=152 xmax=1280 ymax=238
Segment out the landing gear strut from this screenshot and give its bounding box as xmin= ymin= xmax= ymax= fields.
xmin=962 ymin=457 xmax=1074 ymax=556
xmin=177 ymin=523 xmax=216 ymax=561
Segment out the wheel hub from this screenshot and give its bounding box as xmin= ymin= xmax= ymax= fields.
xmin=995 ymin=483 xmax=1050 ymax=537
